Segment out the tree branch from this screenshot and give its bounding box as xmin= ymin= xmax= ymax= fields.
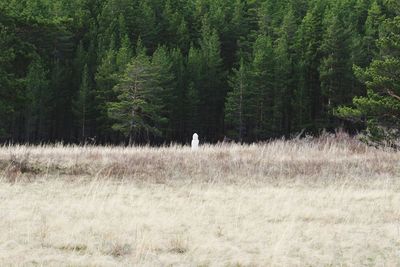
xmin=387 ymin=89 xmax=400 ymax=101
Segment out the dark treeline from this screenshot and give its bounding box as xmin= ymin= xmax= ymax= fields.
xmin=0 ymin=0 xmax=399 ymax=144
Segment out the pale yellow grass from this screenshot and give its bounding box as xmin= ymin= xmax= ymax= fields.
xmin=0 ymin=137 xmax=400 ymax=266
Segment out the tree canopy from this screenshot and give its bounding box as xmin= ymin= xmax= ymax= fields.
xmin=0 ymin=0 xmax=398 ymax=144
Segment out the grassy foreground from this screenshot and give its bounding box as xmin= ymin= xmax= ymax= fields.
xmin=1 ymin=136 xmax=400 ymax=266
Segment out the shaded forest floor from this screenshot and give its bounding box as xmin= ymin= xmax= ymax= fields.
xmin=1 ymin=137 xmax=400 ymax=266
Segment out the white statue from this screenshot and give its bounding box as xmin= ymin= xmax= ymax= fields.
xmin=191 ymin=133 xmax=199 ymax=150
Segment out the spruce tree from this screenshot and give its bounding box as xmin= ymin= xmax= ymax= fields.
xmin=0 ymin=25 xmax=15 ymax=138
xmin=225 ymin=58 xmax=250 ymax=141
xmin=169 ymin=48 xmax=187 ymax=140
xmin=94 ymin=32 xmax=132 ymax=142
xmin=319 ymin=7 xmax=353 ymax=127
xmin=273 ymin=7 xmax=298 ymax=136
xmin=363 ymin=0 xmax=384 ymax=65
xmin=198 ymin=23 xmax=225 ymax=140
xmin=116 ymin=34 xmax=133 ymax=72
xmin=251 ymin=34 xmax=275 ymax=139
xmin=186 ymin=45 xmax=202 ymax=137
xmin=294 ymin=2 xmax=324 ymax=132
xmin=320 ymin=8 xmax=353 ymax=128
xmin=73 ymin=64 xmax=91 ymax=142
xmin=151 ymin=46 xmax=175 ymax=140
xmin=25 ymin=56 xmax=51 ymax=142
xmin=2 ymin=0 xmax=397 ymax=144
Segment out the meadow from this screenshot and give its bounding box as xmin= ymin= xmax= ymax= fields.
xmin=1 ymin=135 xmax=400 ymax=266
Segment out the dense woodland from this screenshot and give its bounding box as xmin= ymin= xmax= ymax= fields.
xmin=0 ymin=0 xmax=399 ymax=144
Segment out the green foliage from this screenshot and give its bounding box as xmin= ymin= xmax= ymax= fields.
xmin=0 ymin=24 xmax=16 ymax=138
xmin=73 ymin=64 xmax=94 ymax=141
xmin=319 ymin=7 xmax=353 ymax=111
xmin=197 ymin=23 xmax=226 ymax=140
xmin=337 ymin=15 xmax=400 ymax=147
xmin=225 ymin=58 xmax=250 ymax=141
xmin=1 ymin=0 xmax=399 ymax=144
xmin=250 ymin=34 xmax=275 ymax=138
xmin=95 ymin=48 xmax=119 ymax=141
xmin=25 ymin=56 xmax=51 ymax=141
xmin=107 ymin=45 xmax=170 ymax=144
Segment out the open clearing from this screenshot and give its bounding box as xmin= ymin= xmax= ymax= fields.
xmin=1 ymin=137 xmax=400 ymax=266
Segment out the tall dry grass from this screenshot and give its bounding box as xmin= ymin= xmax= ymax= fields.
xmin=1 ymin=134 xmax=399 ymax=186
xmin=0 ymin=135 xmax=399 ymax=266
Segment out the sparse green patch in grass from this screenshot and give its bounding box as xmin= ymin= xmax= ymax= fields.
xmin=57 ymin=244 xmax=88 ymax=253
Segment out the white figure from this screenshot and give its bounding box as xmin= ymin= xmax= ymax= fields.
xmin=191 ymin=133 xmax=199 ymax=150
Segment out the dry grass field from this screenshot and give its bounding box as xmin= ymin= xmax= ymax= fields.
xmin=1 ymin=135 xmax=400 ymax=266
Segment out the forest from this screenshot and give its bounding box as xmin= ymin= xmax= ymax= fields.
xmin=0 ymin=0 xmax=399 ymax=144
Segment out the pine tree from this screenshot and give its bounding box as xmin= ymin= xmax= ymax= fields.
xmin=49 ymin=57 xmax=69 ymax=140
xmin=116 ymin=34 xmax=133 ymax=72
xmin=273 ymin=7 xmax=298 ymax=136
xmin=319 ymin=7 xmax=353 ymax=128
xmin=169 ymin=48 xmax=187 ymax=140
xmin=73 ymin=64 xmax=92 ymax=141
xmin=363 ymin=0 xmax=384 ymax=65
xmin=162 ymin=0 xmax=190 ymax=51
xmin=337 ymin=14 xmax=400 ymax=146
xmin=107 ymin=44 xmax=169 ymax=144
xmin=198 ymin=23 xmax=226 ymax=140
xmin=95 ymin=48 xmax=118 ymax=142
xmin=0 ymin=24 xmax=15 ymax=138
xmin=94 ymin=32 xmax=132 ymax=142
xmin=25 ymin=56 xmax=51 ymax=142
xmin=1 ymin=0 xmax=397 ymax=144
xmin=74 ymin=41 xmax=86 ymax=83
xmin=273 ymin=37 xmax=291 ymax=136
xmin=294 ymin=2 xmax=324 ymax=132
xmin=185 ymin=45 xmax=202 ymax=137
xmin=136 ymin=0 xmax=159 ymax=52
xmin=151 ymin=46 xmax=175 ymax=140
xmin=225 ymin=58 xmax=250 ymax=141
xmin=250 ymin=34 xmax=276 ymax=139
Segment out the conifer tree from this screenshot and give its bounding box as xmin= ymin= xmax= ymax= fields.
xmin=107 ymin=42 xmax=169 ymax=144
xmin=225 ymin=58 xmax=250 ymax=141
xmin=337 ymin=14 xmax=400 ymax=146
xmin=198 ymin=23 xmax=226 ymax=140
xmin=363 ymin=0 xmax=384 ymax=64
xmin=116 ymin=34 xmax=133 ymax=72
xmin=73 ymin=64 xmax=91 ymax=141
xmin=186 ymin=45 xmax=202 ymax=136
xmin=95 ymin=48 xmax=119 ymax=142
xmin=294 ymin=2 xmax=324 ymax=132
xmin=151 ymin=46 xmax=175 ymax=139
xmin=25 ymin=56 xmax=51 ymax=142
xmin=319 ymin=7 xmax=353 ymax=127
xmin=273 ymin=7 xmax=298 ymax=136
xmin=251 ymin=34 xmax=275 ymax=139
xmin=136 ymin=0 xmax=159 ymax=52
xmin=0 ymin=25 xmax=15 ymax=138
xmin=169 ymin=48 xmax=187 ymax=140
xmin=2 ymin=0 xmax=399 ymax=144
